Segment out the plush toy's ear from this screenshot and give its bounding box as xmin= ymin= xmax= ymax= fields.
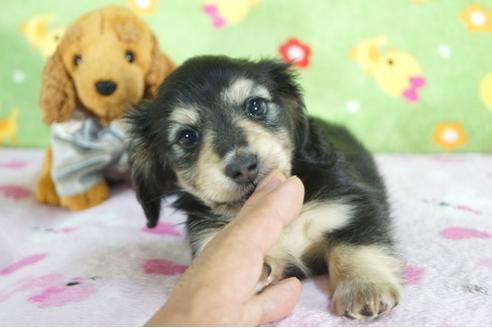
xmin=127 ymin=103 xmax=177 ymax=228
xmin=39 ymin=48 xmax=76 ymax=124
xmin=145 ymin=34 xmax=176 ymax=98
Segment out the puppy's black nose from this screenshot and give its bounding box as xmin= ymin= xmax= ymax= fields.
xmin=95 ymin=80 xmax=117 ymax=96
xmin=225 ymin=153 xmax=258 ymax=184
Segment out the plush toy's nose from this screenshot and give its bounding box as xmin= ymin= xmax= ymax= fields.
xmin=225 ymin=153 xmax=259 ymax=184
xmin=95 ymin=80 xmax=117 ymax=96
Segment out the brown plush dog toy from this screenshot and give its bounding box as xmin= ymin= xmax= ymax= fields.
xmin=35 ymin=5 xmax=175 ymax=210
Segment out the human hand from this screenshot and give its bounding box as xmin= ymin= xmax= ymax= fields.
xmin=146 ymin=172 xmax=305 ymax=326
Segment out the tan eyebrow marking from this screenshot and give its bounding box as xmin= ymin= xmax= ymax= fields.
xmin=169 ymin=107 xmax=199 ymax=126
xmin=222 ymin=78 xmax=271 ymax=105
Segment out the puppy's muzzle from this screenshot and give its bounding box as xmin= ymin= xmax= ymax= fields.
xmin=225 ymin=153 xmax=258 ymax=184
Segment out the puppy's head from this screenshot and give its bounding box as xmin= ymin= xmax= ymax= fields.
xmin=127 ymin=56 xmax=307 ymax=227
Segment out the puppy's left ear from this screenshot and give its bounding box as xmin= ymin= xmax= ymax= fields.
xmin=127 ymin=104 xmax=176 ymax=228
xmin=145 ymin=34 xmax=176 ymax=98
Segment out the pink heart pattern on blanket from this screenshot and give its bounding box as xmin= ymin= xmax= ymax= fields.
xmin=0 ymin=274 xmax=97 ymax=308
xmin=1 ymin=253 xmax=48 ymax=276
xmin=28 ymin=277 xmax=97 ymax=309
xmin=440 ymin=226 xmax=492 ymax=240
xmin=0 ymin=185 xmax=31 ymax=199
xmin=478 ymin=258 xmax=492 ymax=267
xmin=143 ymin=259 xmax=188 ymax=275
xmin=0 ymin=160 xmax=28 ymax=169
xmin=403 ymin=265 xmax=424 ymax=284
xmin=141 ymin=222 xmax=181 ymax=236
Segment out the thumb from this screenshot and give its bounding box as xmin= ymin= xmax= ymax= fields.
xmin=242 ymin=278 xmax=302 ymax=326
xmin=243 ymin=171 xmax=287 ymax=208
xmin=223 ymin=175 xmax=304 ymax=256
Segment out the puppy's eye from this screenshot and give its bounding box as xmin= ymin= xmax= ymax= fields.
xmin=246 ymin=97 xmax=267 ymax=119
xmin=178 ymin=129 xmax=199 ymax=147
xmin=73 ymin=54 xmax=81 ymax=67
xmin=125 ymin=50 xmax=135 ymax=63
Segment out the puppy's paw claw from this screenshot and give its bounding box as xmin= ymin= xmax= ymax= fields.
xmin=332 ymin=280 xmax=400 ymax=321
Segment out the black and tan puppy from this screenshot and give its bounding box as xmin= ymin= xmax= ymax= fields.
xmin=127 ymin=56 xmax=402 ymax=320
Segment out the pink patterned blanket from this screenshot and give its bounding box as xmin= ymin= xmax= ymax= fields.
xmin=1 ymin=149 xmax=491 ymax=326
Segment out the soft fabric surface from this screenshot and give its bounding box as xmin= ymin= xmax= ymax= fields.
xmin=1 ymin=0 xmax=492 ymax=152
xmin=1 ymin=148 xmax=492 ymax=326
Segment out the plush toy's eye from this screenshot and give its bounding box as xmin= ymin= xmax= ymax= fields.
xmin=73 ymin=54 xmax=81 ymax=67
xmin=125 ymin=50 xmax=135 ymax=63
xmin=245 ymin=97 xmax=267 ymax=119
xmin=178 ymin=128 xmax=199 ymax=147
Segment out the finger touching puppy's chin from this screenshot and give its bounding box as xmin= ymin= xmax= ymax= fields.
xmin=177 ymin=167 xmax=283 ymax=209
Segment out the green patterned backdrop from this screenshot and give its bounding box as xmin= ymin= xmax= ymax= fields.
xmin=0 ymin=0 xmax=491 ymax=152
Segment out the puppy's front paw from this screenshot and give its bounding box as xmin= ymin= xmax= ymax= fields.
xmin=331 ymin=279 xmax=400 ymax=321
xmin=328 ymin=244 xmax=402 ymax=321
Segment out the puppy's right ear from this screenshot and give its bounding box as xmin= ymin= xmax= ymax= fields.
xmin=127 ymin=104 xmax=176 ymax=228
xmin=39 ymin=47 xmax=76 ymax=124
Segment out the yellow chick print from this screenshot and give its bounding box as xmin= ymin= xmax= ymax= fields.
xmin=480 ymin=73 xmax=492 ymax=111
xmin=350 ymin=35 xmax=426 ymax=103
xmin=0 ymin=108 xmax=19 ymax=145
xmin=203 ymin=0 xmax=260 ymax=29
xmin=19 ymin=14 xmax=64 ymax=59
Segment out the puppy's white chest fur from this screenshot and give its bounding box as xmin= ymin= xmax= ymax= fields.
xmin=267 ymin=199 xmax=353 ymax=272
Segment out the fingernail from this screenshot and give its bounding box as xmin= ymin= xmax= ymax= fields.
xmin=277 ymin=277 xmax=300 ymax=287
xmin=283 ymin=175 xmax=302 ymax=189
xmin=288 ymin=175 xmax=299 ymax=182
xmin=256 ymin=171 xmax=286 ymax=193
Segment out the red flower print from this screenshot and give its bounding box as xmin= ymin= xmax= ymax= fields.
xmin=278 ymin=38 xmax=311 ymax=68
